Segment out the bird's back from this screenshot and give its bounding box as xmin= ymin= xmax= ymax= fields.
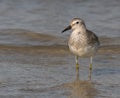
xmin=86 ymin=29 xmax=100 ymax=46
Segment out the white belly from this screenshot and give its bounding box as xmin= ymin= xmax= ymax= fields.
xmin=68 ymin=30 xmax=99 ymax=57
xmin=68 ymin=44 xmax=98 ymax=57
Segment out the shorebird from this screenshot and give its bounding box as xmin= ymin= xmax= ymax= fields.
xmin=62 ymin=18 xmax=100 ymax=79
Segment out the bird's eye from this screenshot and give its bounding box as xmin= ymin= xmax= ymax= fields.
xmin=76 ymin=22 xmax=79 ymax=24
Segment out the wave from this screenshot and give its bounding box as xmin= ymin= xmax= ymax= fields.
xmin=0 ymin=29 xmax=119 ymax=55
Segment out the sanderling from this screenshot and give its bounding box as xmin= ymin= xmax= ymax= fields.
xmin=62 ymin=18 xmax=100 ymax=80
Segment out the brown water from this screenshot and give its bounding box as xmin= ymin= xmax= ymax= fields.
xmin=0 ymin=0 xmax=120 ymax=98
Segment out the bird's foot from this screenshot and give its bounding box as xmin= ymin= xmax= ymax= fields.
xmin=76 ymin=63 xmax=79 ymax=80
xmin=88 ymin=72 xmax=92 ymax=81
xmin=76 ymin=63 xmax=79 ymax=70
xmin=88 ymin=63 xmax=92 ymax=81
xmin=89 ymin=63 xmax=92 ymax=71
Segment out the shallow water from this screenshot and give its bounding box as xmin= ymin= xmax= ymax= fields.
xmin=0 ymin=29 xmax=119 ymax=98
xmin=0 ymin=0 xmax=120 ymax=98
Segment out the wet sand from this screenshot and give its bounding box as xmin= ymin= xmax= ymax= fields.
xmin=0 ymin=29 xmax=120 ymax=98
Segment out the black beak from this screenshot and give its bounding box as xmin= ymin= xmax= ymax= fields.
xmin=61 ymin=25 xmax=71 ymax=33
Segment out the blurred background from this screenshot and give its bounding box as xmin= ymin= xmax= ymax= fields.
xmin=0 ymin=0 xmax=120 ymax=98
xmin=0 ymin=0 xmax=120 ymax=37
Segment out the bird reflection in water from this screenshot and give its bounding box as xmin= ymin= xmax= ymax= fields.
xmin=66 ymin=69 xmax=97 ymax=98
xmin=67 ymin=74 xmax=97 ymax=98
xmin=76 ymin=66 xmax=92 ymax=81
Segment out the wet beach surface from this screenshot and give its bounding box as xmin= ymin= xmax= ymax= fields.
xmin=0 ymin=29 xmax=119 ymax=98
xmin=0 ymin=0 xmax=120 ymax=98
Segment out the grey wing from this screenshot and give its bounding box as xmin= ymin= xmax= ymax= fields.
xmin=87 ymin=30 xmax=100 ymax=46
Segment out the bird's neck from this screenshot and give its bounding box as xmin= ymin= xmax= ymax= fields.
xmin=74 ymin=25 xmax=87 ymax=34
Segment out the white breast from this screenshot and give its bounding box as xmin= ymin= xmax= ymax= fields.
xmin=68 ymin=31 xmax=98 ymax=57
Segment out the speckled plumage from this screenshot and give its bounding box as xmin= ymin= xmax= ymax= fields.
xmin=66 ymin=18 xmax=100 ymax=57
xmin=62 ymin=18 xmax=100 ymax=80
xmin=68 ymin=29 xmax=100 ymax=57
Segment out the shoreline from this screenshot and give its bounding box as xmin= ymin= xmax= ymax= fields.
xmin=0 ymin=29 xmax=119 ymax=55
xmin=0 ymin=44 xmax=120 ymax=55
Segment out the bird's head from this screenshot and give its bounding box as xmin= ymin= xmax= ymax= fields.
xmin=62 ymin=18 xmax=86 ymax=33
